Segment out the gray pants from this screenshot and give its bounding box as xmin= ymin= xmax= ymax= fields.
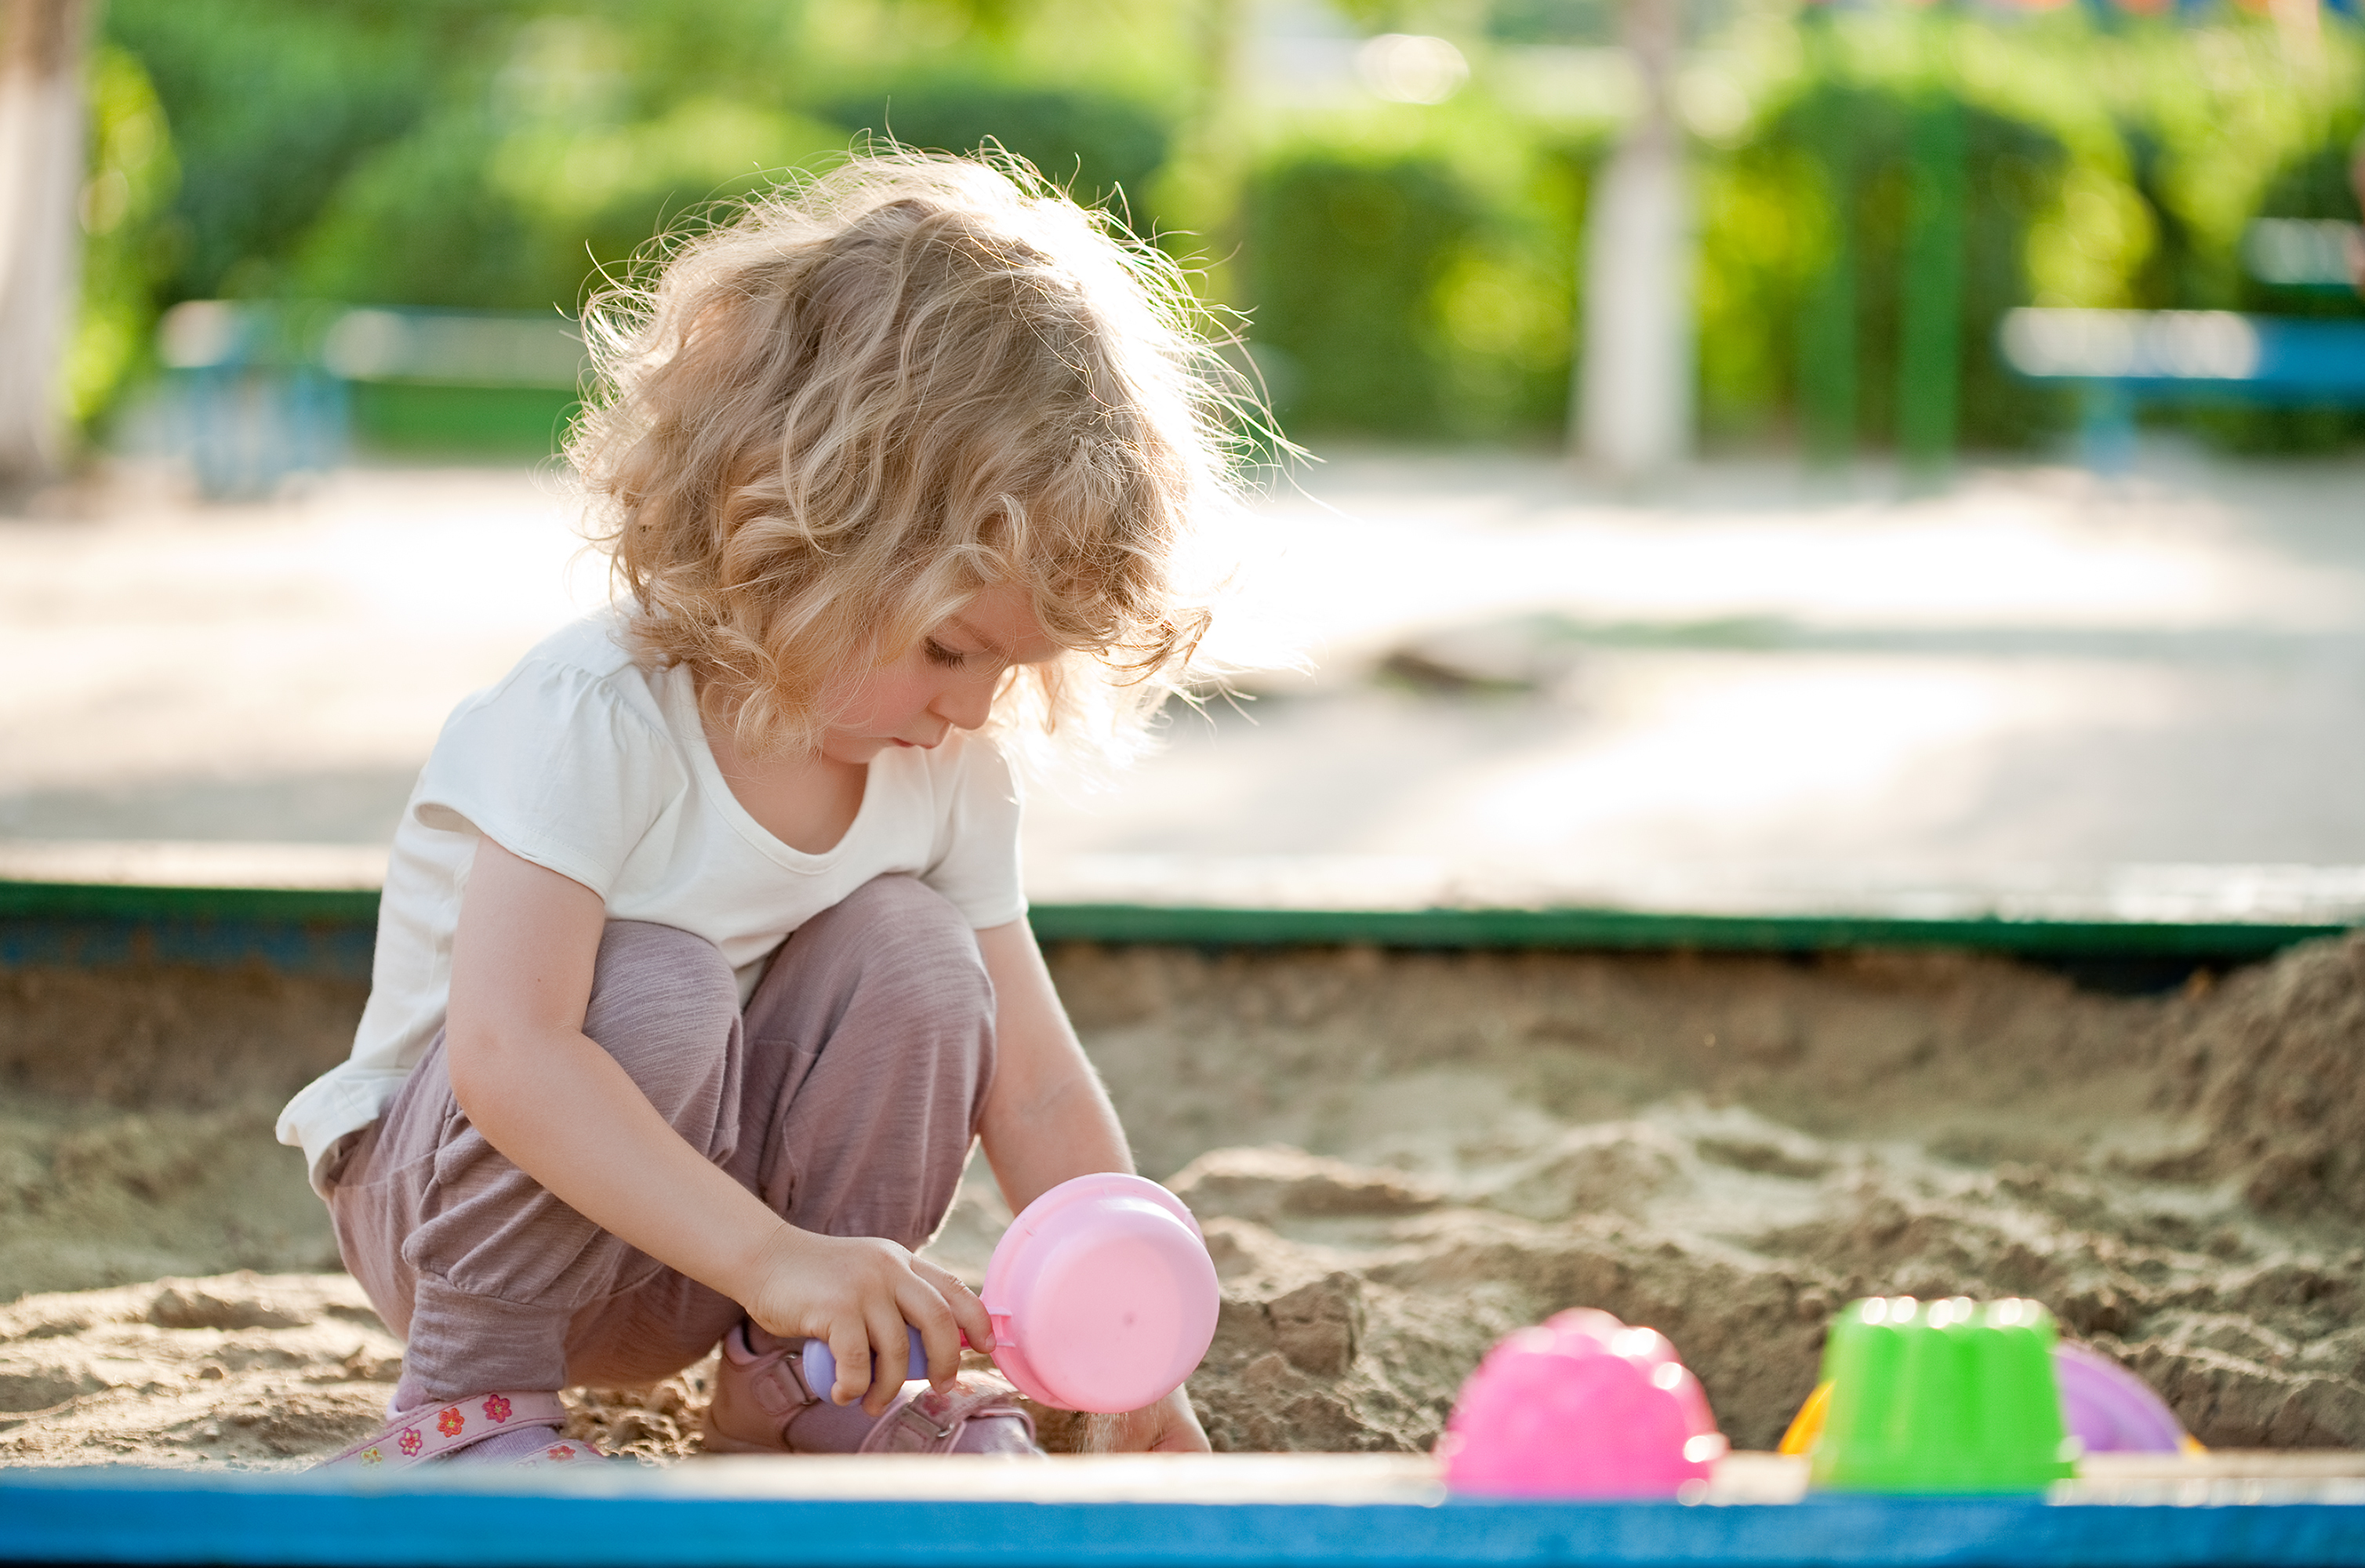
xmin=329 ymin=875 xmax=997 ymax=1401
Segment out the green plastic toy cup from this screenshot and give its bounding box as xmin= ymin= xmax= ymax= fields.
xmin=1809 ymin=1296 xmax=2076 ymax=1494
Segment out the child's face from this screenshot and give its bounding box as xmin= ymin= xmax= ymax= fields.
xmin=817 ymin=581 xmax=1059 ymax=764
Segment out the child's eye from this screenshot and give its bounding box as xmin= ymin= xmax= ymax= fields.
xmin=923 ymin=639 xmax=968 ymax=669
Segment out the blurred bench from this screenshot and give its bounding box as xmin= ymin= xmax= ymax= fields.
xmin=155 ymin=302 xmax=586 ymax=499
xmin=1998 ymin=307 xmax=2365 ymax=470
xmin=2243 ymin=218 xmax=2363 ymax=294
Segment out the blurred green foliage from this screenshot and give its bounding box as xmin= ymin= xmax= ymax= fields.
xmin=347 ymin=381 xmax=583 ymax=455
xmin=64 ymin=0 xmax=2365 ymax=457
xmin=111 ymin=0 xmax=450 ymax=302
xmin=2215 ymin=98 xmax=2365 ymax=449
xmin=823 ymin=78 xmax=1173 ymax=222
xmin=1248 ymin=154 xmax=1480 ymax=434
xmin=1708 ymin=76 xmax=2069 ymax=450
xmin=67 ymin=45 xmax=178 ymax=425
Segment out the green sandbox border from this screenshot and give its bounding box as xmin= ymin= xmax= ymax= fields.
xmin=1025 ymin=902 xmax=2349 ymax=962
xmin=0 ymin=879 xmax=2349 ymax=964
xmin=0 ymin=880 xmax=383 ymax=924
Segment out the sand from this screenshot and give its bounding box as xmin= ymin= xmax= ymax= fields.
xmin=0 ymin=1271 xmax=705 ymax=1465
xmin=0 ymin=964 xmax=361 ymax=1298
xmin=4 ymin=935 xmax=2363 ymax=1467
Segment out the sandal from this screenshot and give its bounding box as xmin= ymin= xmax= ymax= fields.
xmin=706 ymin=1322 xmax=1039 ymax=1456
xmin=856 ymin=1378 xmax=1041 ymax=1455
xmin=316 ymin=1391 xmax=598 ymax=1469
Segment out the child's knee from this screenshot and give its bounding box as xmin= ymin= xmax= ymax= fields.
xmin=583 ymin=921 xmax=739 ymax=1104
xmin=826 ymin=876 xmax=988 ymax=977
xmin=759 ymin=879 xmax=995 ymax=1076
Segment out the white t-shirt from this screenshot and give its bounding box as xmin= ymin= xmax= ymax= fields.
xmin=276 ymin=608 xmax=1027 ymax=1193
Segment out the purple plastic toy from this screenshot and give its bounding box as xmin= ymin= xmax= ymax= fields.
xmin=800 ymin=1324 xmax=935 ymax=1403
xmin=2053 ymin=1342 xmax=2191 ymax=1454
xmin=1438 ymin=1308 xmax=1727 ymax=1498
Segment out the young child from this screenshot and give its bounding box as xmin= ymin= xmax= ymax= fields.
xmin=278 ymin=152 xmax=1241 ymax=1465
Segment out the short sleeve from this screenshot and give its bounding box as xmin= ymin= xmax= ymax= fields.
xmin=413 ymin=658 xmax=683 ymax=898
xmin=922 ymin=738 xmax=1028 ymax=929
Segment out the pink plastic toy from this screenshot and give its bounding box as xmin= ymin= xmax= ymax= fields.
xmin=1439 ymin=1308 xmax=1728 ymax=1497
xmin=802 ymin=1171 xmax=1219 ymax=1414
xmin=983 ymin=1171 xmax=1220 ymax=1413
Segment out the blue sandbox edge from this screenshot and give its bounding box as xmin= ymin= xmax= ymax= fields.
xmin=5 ymin=1468 xmax=2365 ymax=1568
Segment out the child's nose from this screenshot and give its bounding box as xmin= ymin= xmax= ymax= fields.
xmin=932 ymin=676 xmax=994 ymax=731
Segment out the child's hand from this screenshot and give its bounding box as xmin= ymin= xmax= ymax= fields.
xmin=742 ymin=1227 xmax=994 ymax=1416
xmin=1098 ymin=1386 xmax=1212 ymax=1453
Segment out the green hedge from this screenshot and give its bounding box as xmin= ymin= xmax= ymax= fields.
xmin=86 ymin=2 xmax=2365 ymax=459
xmin=2201 ymin=135 xmax=2365 ymax=452
xmin=1735 ymin=80 xmax=2070 ymax=452
xmin=1241 ymin=134 xmax=1593 ymax=442
xmin=346 ymin=383 xmax=581 ymax=457
xmin=1244 ymin=154 xmax=1480 ymax=436
xmin=822 ymin=79 xmax=1172 ymax=225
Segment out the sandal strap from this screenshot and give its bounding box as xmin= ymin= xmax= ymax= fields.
xmin=720 ymin=1320 xmax=822 ymax=1429
xmin=318 ymin=1390 xmax=569 ymax=1469
xmin=856 ymin=1376 xmax=1037 ymax=1456
xmin=510 ymin=1436 xmax=599 ymax=1466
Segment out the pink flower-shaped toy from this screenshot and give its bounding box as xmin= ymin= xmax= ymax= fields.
xmin=1439 ymin=1308 xmax=1728 ymax=1497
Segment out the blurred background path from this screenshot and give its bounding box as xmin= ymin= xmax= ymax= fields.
xmin=4 ymin=0 xmax=2363 ymax=920
xmin=9 ymin=443 xmax=2363 ymax=920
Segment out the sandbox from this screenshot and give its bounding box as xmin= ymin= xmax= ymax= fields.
xmin=3 ymin=878 xmax=2363 ymax=1563
xmin=7 ymin=1448 xmax=2365 ymax=1568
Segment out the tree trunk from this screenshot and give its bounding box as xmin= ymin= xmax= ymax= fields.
xmin=0 ymin=0 xmax=94 ymax=490
xmin=1574 ymin=0 xmax=1691 ymax=481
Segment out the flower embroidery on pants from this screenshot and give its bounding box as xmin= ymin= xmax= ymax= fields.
xmin=360 ymin=1447 xmax=383 ymax=1465
xmin=481 ymin=1394 xmax=512 ymax=1425
xmin=398 ymin=1428 xmax=423 ymax=1457
xmin=547 ymin=1443 xmax=576 ymax=1461
xmin=436 ymin=1406 xmax=466 ymax=1438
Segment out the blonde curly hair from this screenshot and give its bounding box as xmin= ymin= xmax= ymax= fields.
xmin=568 ymin=150 xmax=1252 ymax=771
